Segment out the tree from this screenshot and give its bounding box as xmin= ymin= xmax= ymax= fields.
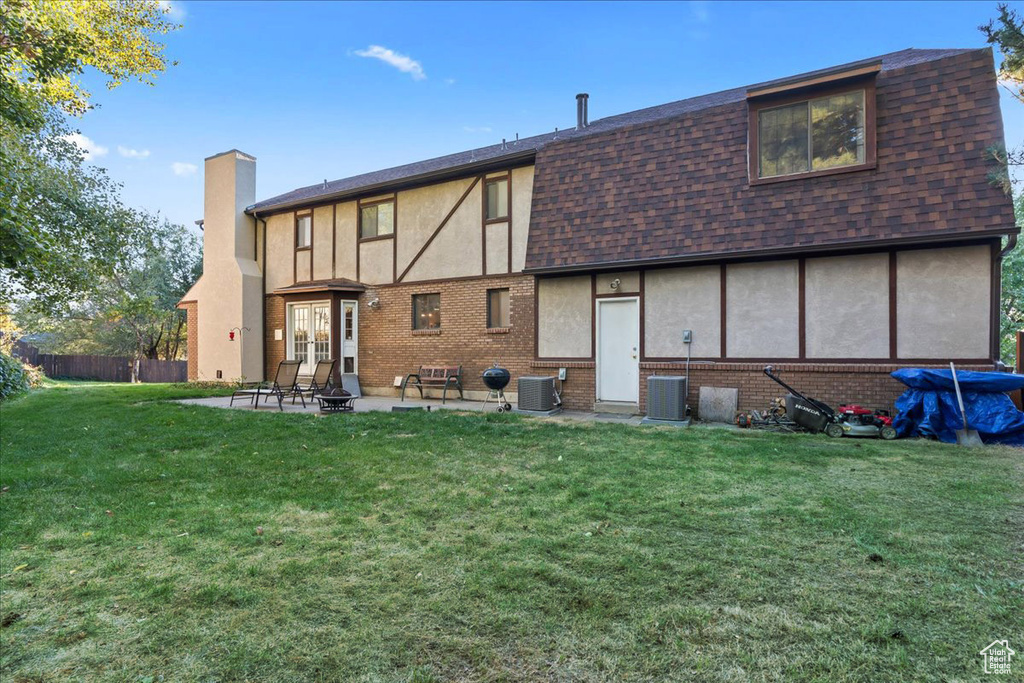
xmin=13 ymin=213 xmax=202 ymax=370
xmin=981 ymin=5 xmax=1024 ymax=365
xmin=982 ymin=3 xmax=1024 ymax=104
xmin=0 ymin=0 xmax=179 ymax=313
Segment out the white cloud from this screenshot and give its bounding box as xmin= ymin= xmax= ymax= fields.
xmin=171 ymin=162 xmax=198 ymax=177
xmin=118 ymin=145 xmax=150 ymax=159
xmin=63 ymin=133 xmax=108 ymax=161
xmin=354 ymin=45 xmax=426 ymax=80
xmin=444 ymin=78 xmax=456 ymax=86
xmin=157 ymin=0 xmax=186 ymax=21
xmin=463 ymin=126 xmax=493 ymax=133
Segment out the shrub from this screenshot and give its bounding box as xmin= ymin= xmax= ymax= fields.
xmin=0 ymin=351 xmax=30 ymax=401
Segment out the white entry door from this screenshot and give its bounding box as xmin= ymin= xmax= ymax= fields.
xmin=596 ymin=298 xmax=639 ymax=403
xmin=288 ymin=302 xmax=331 ymax=374
xmin=341 ymin=300 xmax=358 ymax=373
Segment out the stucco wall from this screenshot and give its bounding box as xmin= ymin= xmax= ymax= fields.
xmin=485 ymin=222 xmax=509 ymax=275
xmin=644 ymin=266 xmax=721 ymax=357
xmin=395 ymin=178 xmax=474 ymax=275
xmin=537 ymin=275 xmax=591 ymax=358
xmin=596 ymin=271 xmax=640 ymax=295
xmin=511 ymin=166 xmax=533 ymax=273
xmin=806 ymin=253 xmax=890 ymax=358
xmin=401 ymin=187 xmax=482 ymax=282
xmin=897 ymin=245 xmax=991 ymax=358
xmin=312 ymin=205 xmax=333 ymax=280
xmin=359 ymin=238 xmax=394 ymax=285
xmin=264 ymin=213 xmax=293 ymax=293
xmin=726 ymin=260 xmax=799 ymax=358
xmin=335 ymin=202 xmax=357 ymax=281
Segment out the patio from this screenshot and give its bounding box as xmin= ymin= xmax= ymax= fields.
xmin=177 ymin=393 xmax=647 ymax=425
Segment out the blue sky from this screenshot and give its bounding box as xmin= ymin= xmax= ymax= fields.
xmin=71 ymin=0 xmax=1024 ymax=230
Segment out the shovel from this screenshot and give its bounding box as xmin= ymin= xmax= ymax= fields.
xmin=949 ymin=362 xmax=983 ymax=447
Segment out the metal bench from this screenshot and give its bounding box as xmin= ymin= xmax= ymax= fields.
xmin=401 ymin=365 xmax=463 ymax=404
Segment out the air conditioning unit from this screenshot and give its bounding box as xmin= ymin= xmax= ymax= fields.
xmin=646 ymin=375 xmax=688 ymax=421
xmin=518 ymin=376 xmax=557 ymax=412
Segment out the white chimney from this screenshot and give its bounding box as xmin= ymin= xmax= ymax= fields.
xmin=191 ymin=150 xmax=263 ymax=382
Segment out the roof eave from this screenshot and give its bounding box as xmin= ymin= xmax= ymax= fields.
xmin=523 ymin=227 xmax=1017 ymax=275
xmin=247 ymin=149 xmax=537 ymax=216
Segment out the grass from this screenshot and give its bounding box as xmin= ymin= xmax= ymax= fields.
xmin=1 ymin=382 xmax=1021 ymax=682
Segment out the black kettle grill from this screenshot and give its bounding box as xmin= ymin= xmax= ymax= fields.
xmin=482 ymin=365 xmax=512 ymax=412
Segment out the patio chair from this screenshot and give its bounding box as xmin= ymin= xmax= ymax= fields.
xmin=294 ymin=358 xmax=336 ymax=404
xmin=230 ymin=359 xmax=304 ymax=411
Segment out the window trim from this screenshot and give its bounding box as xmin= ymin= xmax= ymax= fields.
xmin=295 ymin=212 xmax=313 ymax=251
xmin=748 ymin=79 xmax=876 ymax=186
xmin=486 ymin=287 xmax=511 ymax=329
xmin=411 ymin=292 xmax=441 ymax=331
xmin=358 ymin=197 xmax=396 ymax=241
xmin=483 ymin=175 xmax=511 ymax=224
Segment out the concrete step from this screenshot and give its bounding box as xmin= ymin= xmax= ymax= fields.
xmin=593 ymin=400 xmax=640 ymax=416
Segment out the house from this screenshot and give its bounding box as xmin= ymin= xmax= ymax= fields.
xmin=179 ymin=47 xmax=1017 ymax=414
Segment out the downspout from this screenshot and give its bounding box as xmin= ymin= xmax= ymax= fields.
xmin=255 ymin=210 xmax=268 ymax=381
xmin=993 ymin=233 xmax=1018 ymax=368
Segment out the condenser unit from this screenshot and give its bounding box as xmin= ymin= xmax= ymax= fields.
xmin=646 ymin=375 xmax=688 ymax=422
xmin=517 ymin=376 xmax=558 ymax=413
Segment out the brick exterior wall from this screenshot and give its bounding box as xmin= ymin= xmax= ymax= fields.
xmin=180 ymin=301 xmax=198 ymax=381
xmin=265 ymin=275 xmax=537 ymax=398
xmin=263 ymin=283 xmax=995 ymax=416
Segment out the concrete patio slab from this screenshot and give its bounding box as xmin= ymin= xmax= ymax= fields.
xmin=176 ymin=394 xmax=648 ymax=425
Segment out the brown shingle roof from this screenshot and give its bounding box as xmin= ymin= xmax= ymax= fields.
xmin=250 ymin=49 xmax=976 ymax=216
xmin=525 ymin=48 xmax=1016 ymax=272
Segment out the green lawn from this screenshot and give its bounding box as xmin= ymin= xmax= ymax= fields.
xmin=1 ymin=382 xmax=1021 ymax=682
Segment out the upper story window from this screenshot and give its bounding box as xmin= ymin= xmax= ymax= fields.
xmin=485 ymin=177 xmax=509 ymax=221
xmin=296 ymin=214 xmax=312 ymax=249
xmin=360 ymin=200 xmax=394 ymax=239
xmin=749 ymin=77 xmax=876 ymax=184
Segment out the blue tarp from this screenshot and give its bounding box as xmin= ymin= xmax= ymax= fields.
xmin=891 ymin=369 xmax=1024 ymax=446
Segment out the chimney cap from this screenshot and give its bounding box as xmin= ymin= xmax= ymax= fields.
xmin=576 ymin=92 xmax=589 ymax=99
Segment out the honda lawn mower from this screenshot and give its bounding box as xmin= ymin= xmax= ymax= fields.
xmin=763 ymin=366 xmax=897 ymax=440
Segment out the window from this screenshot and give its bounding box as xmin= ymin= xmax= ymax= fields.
xmin=756 ymin=89 xmax=867 ymax=179
xmin=487 ymin=288 xmax=510 ymax=328
xmin=288 ymin=302 xmax=330 ymax=372
xmin=296 ymin=214 xmax=312 ymax=249
xmin=412 ymin=293 xmax=441 ymax=330
xmin=360 ymin=201 xmax=394 ymax=239
xmin=485 ymin=177 xmax=508 ymax=221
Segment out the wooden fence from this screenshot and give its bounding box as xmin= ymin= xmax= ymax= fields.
xmin=13 ymin=341 xmax=186 ymax=383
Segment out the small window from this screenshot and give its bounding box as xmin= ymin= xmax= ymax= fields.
xmin=487 ymin=288 xmax=510 ymax=328
xmin=360 ymin=201 xmax=394 ymax=239
xmin=296 ymin=214 xmax=312 ymax=249
xmin=412 ymin=293 xmax=441 ymax=330
xmin=485 ymin=178 xmax=508 ymax=221
xmin=757 ymin=89 xmax=866 ymax=179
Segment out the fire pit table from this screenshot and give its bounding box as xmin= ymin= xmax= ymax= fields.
xmin=313 ymin=388 xmax=356 ymax=414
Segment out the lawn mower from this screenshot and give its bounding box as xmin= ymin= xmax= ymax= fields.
xmin=763 ymin=365 xmax=897 ymax=440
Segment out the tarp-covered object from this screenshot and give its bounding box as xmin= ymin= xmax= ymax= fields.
xmin=891 ymin=369 xmax=1024 ymax=446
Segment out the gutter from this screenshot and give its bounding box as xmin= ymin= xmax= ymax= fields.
xmin=524 ymin=227 xmax=1020 ymax=275
xmin=245 ymin=150 xmax=536 ymax=216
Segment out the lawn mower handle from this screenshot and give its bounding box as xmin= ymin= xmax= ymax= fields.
xmin=763 ymin=365 xmax=837 ymax=420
